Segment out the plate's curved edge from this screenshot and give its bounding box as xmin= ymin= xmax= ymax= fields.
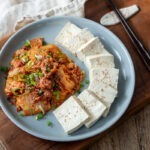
xmin=0 ymin=16 xmax=135 ymax=142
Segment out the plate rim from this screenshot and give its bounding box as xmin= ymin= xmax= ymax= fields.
xmin=0 ymin=16 xmax=135 ymax=141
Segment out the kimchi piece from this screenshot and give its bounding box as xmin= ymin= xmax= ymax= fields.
xmin=5 ymin=38 xmax=84 ymax=116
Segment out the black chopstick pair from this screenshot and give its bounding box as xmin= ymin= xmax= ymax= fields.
xmin=107 ymin=0 xmax=150 ymax=71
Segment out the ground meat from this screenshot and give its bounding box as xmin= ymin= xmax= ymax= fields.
xmin=39 ymin=78 xmax=52 ymax=90
xmin=10 ymin=59 xmax=24 ymax=68
xmin=43 ymin=90 xmax=52 ymax=100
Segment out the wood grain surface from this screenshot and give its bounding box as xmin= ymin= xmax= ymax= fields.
xmin=0 ymin=0 xmax=150 ymax=150
xmin=89 ymin=104 xmax=150 ymax=150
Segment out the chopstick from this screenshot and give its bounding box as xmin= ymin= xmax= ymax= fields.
xmin=107 ymin=0 xmax=150 ymax=71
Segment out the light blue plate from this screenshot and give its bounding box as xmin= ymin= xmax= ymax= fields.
xmin=0 ymin=16 xmax=135 ymax=141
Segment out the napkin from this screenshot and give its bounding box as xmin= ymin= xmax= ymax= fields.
xmin=0 ymin=0 xmax=87 ymax=40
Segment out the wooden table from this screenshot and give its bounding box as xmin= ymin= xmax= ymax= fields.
xmin=89 ymin=104 xmax=150 ymax=150
xmin=0 ymin=0 xmax=150 ymax=149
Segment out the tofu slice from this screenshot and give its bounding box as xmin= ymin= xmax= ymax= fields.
xmin=55 ymin=22 xmax=81 ymax=47
xmin=66 ymin=28 xmax=94 ymax=54
xmin=53 ymin=96 xmax=89 ymax=134
xmin=89 ymin=67 xmax=119 ymax=90
xmin=85 ymin=54 xmax=115 ymax=70
xmin=78 ymin=90 xmax=106 ymax=128
xmin=76 ymin=37 xmax=110 ymax=62
xmin=103 ymin=106 xmax=111 ymax=117
xmin=88 ymin=81 xmax=117 ymax=116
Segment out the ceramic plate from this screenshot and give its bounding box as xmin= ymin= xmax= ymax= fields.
xmin=0 ymin=16 xmax=135 ymax=141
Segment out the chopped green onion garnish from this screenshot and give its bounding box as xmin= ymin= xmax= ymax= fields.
xmin=47 ymin=56 xmax=51 ymax=58
xmin=12 ymin=88 xmax=22 ymax=96
xmin=38 ymin=72 xmax=44 ymax=77
xmin=0 ymin=66 xmax=9 ymax=72
xmin=80 ymin=83 xmax=84 ymax=88
xmin=52 ymin=82 xmax=56 ymax=88
xmin=35 ymin=113 xmax=44 ymax=120
xmin=26 ymin=73 xmax=37 ymax=86
xmin=14 ymin=55 xmax=19 ymax=59
xmin=19 ymin=113 xmax=24 ymax=117
xmin=77 ymin=90 xmax=81 ymax=94
xmin=30 ymin=80 xmax=36 ymax=86
xmin=47 ymin=52 xmax=52 ymax=58
xmin=21 ymin=55 xmax=29 ymax=63
xmin=29 ymin=73 xmax=35 ymax=80
xmin=46 ymin=67 xmax=51 ymax=72
xmin=43 ymin=40 xmax=47 ymax=45
xmin=25 ymin=40 xmax=30 ymax=47
xmin=53 ymin=91 xmax=60 ymax=100
xmin=85 ymin=79 xmax=89 ymax=84
xmin=26 ymin=60 xmax=34 ymax=68
xmin=38 ymin=89 xmax=44 ymax=96
xmin=47 ymin=121 xmax=52 ymax=126
xmin=35 ymin=71 xmax=44 ymax=78
xmin=23 ymin=52 xmax=27 ymax=55
xmin=40 ymin=49 xmax=44 ymax=53
xmin=20 ymin=74 xmax=26 ymax=79
xmin=20 ymin=74 xmax=28 ymax=82
xmin=35 ymin=69 xmax=40 ymax=73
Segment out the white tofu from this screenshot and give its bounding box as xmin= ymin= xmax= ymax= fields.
xmin=85 ymin=54 xmax=115 ymax=70
xmin=55 ymin=22 xmax=81 ymax=47
xmin=53 ymin=96 xmax=89 ymax=134
xmin=89 ymin=67 xmax=119 ymax=90
xmin=76 ymin=37 xmax=110 ymax=62
xmin=66 ymin=28 xmax=94 ymax=54
xmin=88 ymin=81 xmax=117 ymax=108
xmin=78 ymin=90 xmax=106 ymax=128
xmin=103 ymin=106 xmax=111 ymax=117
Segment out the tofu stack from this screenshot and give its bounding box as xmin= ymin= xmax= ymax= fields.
xmin=54 ymin=22 xmax=119 ymax=134
xmin=53 ymin=93 xmax=106 ymax=134
xmin=78 ymin=90 xmax=106 ymax=128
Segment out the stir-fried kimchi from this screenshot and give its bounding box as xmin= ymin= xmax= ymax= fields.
xmin=5 ymin=38 xmax=84 ymax=116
